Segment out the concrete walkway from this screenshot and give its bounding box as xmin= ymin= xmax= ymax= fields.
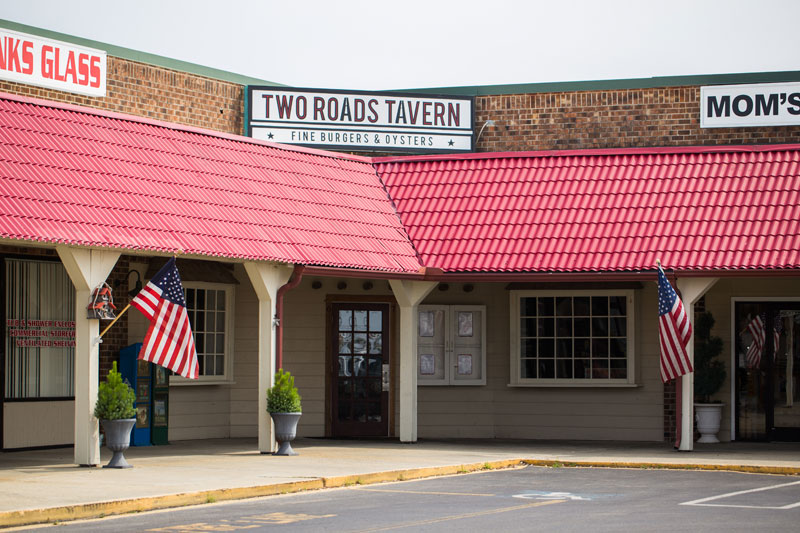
xmin=1 ymin=438 xmax=799 ymax=528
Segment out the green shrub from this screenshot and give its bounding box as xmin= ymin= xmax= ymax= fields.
xmin=694 ymin=312 xmax=726 ymax=403
xmin=267 ymin=369 xmax=302 ymax=413
xmin=94 ymin=361 xmax=136 ymax=420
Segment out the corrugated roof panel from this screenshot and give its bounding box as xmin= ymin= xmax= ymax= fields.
xmin=375 ymin=146 xmax=800 ymax=273
xmin=0 ymin=94 xmax=421 ymax=273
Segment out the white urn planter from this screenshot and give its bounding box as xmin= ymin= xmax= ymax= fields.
xmin=694 ymin=403 xmax=724 ymax=443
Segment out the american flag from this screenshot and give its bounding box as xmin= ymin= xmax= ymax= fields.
xmin=657 ymin=264 xmax=693 ymax=383
xmin=745 ymin=314 xmax=765 ymax=369
xmin=131 ymin=257 xmax=198 ymax=379
xmin=774 ymin=315 xmax=783 ymax=360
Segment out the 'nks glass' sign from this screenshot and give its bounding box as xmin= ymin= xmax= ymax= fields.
xmin=247 ymin=87 xmax=474 ymax=153
xmin=0 ymin=28 xmax=106 ymax=97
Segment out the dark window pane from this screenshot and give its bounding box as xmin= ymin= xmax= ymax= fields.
xmin=353 ymin=355 xmax=367 ymax=376
xmin=353 ymin=403 xmax=367 ymax=422
xmin=538 ymin=317 xmax=554 ymax=337
xmin=354 ymin=379 xmax=367 ymax=399
xmin=338 ymin=401 xmax=351 ymax=421
xmin=592 ymin=338 xmax=609 ymax=358
xmin=592 ymin=317 xmax=609 ymax=336
xmin=338 ymin=378 xmax=352 ymax=398
xmin=574 ymin=359 xmax=590 ymax=379
xmin=338 ymin=333 xmax=352 ymax=354
xmin=195 ymin=332 xmax=205 ymax=353
xmin=195 ymin=311 xmax=205 ymax=333
xmin=574 ymin=317 xmax=590 ymax=337
xmin=592 ymin=359 xmax=609 ymax=379
xmin=556 ymin=297 xmax=572 ymax=316
xmin=592 ymin=296 xmax=608 ymax=316
xmin=216 ymin=290 xmax=225 ymax=310
xmin=520 ymin=298 xmax=537 ymax=317
xmin=196 ymin=289 xmax=205 ymax=309
xmin=538 ymin=359 xmax=555 ymax=378
xmin=556 ymin=318 xmax=572 ymax=337
xmin=610 ymin=358 xmax=627 ymax=379
xmin=610 ymin=338 xmax=627 ymax=358
xmin=369 ymin=310 xmax=382 ymax=331
xmin=574 ymin=297 xmax=590 ymax=316
xmin=367 ymin=401 xmax=382 ymax=422
xmin=609 ymin=296 xmax=626 ymax=316
xmin=557 ymin=360 xmax=573 ymax=379
xmin=339 ymin=310 xmax=352 ymax=332
xmin=610 ymin=317 xmax=627 ymax=336
xmin=574 ymin=338 xmax=591 ymax=357
xmin=368 ymin=333 xmax=382 ymax=354
xmin=521 ymin=318 xmax=536 ymax=337
xmin=538 ymin=338 xmax=555 ymax=357
xmin=538 ymin=297 xmax=554 ymax=317
xmin=338 ymin=355 xmax=352 ymax=377
xmin=521 ymin=338 xmax=537 ymax=358
xmin=557 ymin=339 xmax=573 ymax=358
xmin=368 ymin=379 xmax=382 ymax=397
xmin=522 ymin=358 xmax=537 ymax=378
xmin=368 ymin=357 xmax=382 ymax=376
xmin=207 ymin=290 xmax=216 ymax=310
xmin=184 ymin=288 xmax=195 ymax=309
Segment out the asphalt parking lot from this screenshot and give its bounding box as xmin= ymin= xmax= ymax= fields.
xmin=32 ymin=466 xmax=800 ymax=532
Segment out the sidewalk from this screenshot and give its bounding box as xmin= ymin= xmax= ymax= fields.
xmin=1 ymin=438 xmax=799 ymax=528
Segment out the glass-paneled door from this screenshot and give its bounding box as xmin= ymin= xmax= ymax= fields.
xmin=736 ymin=301 xmax=800 ymax=441
xmin=330 ymin=303 xmax=390 ymax=437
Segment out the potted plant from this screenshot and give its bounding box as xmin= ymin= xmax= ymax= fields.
xmin=267 ymin=369 xmax=302 ymax=455
xmin=94 ymin=361 xmax=137 ymax=468
xmin=693 ymin=312 xmax=727 ymax=443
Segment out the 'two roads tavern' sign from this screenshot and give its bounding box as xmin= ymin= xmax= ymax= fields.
xmin=247 ymin=87 xmax=474 ymax=153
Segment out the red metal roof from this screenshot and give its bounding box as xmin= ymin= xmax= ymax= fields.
xmin=0 ymin=93 xmax=421 ymax=273
xmin=374 ymin=146 xmax=800 ymax=273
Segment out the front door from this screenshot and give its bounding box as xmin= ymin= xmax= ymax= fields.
xmin=736 ymin=301 xmax=800 ymax=441
xmin=329 ymin=302 xmax=390 ymax=437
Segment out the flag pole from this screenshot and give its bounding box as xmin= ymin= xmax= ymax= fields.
xmin=96 ymin=303 xmax=132 ymax=342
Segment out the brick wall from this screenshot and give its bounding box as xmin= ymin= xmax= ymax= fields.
xmin=474 ymin=86 xmax=800 ymax=152
xmin=0 ymin=57 xmax=243 ymax=136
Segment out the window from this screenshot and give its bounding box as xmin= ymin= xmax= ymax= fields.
xmin=4 ymin=258 xmax=75 ymax=399
xmin=510 ymin=291 xmax=635 ymax=386
xmin=175 ymin=283 xmax=234 ymax=384
xmin=417 ymin=305 xmax=486 ymax=385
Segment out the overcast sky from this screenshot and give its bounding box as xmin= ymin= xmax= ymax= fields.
xmin=3 ymin=0 xmax=800 ymax=90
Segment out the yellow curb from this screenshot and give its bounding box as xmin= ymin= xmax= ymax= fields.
xmin=523 ymin=459 xmax=800 ymax=476
xmin=2 ymin=457 xmax=798 ymax=528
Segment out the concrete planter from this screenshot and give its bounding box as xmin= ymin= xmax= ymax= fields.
xmin=694 ymin=403 xmax=724 ymax=443
xmin=100 ymin=418 xmax=136 ymax=468
xmin=270 ymin=412 xmax=301 ymax=456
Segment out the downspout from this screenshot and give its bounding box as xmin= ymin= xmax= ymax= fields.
xmin=275 ymin=264 xmax=305 ymax=371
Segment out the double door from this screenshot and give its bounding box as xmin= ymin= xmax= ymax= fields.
xmin=736 ymin=301 xmax=800 ymax=440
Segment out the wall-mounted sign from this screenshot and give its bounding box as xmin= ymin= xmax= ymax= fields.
xmin=701 ymin=82 xmax=800 ymax=128
xmin=247 ymin=87 xmax=474 ymax=153
xmin=0 ymin=27 xmax=106 ymax=97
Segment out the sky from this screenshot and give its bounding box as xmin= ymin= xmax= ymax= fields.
xmin=3 ymin=0 xmax=800 ymax=91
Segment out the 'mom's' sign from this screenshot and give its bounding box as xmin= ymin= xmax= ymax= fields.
xmin=701 ymin=81 xmax=800 ymax=128
xmin=247 ymin=87 xmax=474 ymax=153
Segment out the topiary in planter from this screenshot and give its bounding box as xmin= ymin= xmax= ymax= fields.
xmin=267 ymin=368 xmax=302 ymax=414
xmin=266 ymin=369 xmax=302 ymax=456
xmin=94 ymin=361 xmax=137 ymax=468
xmin=94 ymin=361 xmax=136 ymax=420
xmin=693 ymin=312 xmax=726 ymax=403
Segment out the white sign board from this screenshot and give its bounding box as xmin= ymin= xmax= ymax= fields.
xmin=0 ymin=28 xmax=106 ymax=97
xmin=247 ymin=87 xmax=474 ymax=153
xmin=701 ymin=82 xmax=800 ymax=128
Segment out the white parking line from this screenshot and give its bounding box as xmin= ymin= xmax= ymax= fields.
xmin=680 ymin=480 xmax=800 ymax=509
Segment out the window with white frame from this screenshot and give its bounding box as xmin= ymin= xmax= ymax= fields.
xmin=176 ymin=283 xmax=234 ymax=383
xmin=510 ymin=291 xmax=635 ymax=385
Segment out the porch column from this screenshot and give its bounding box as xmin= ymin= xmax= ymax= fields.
xmin=244 ymin=262 xmax=293 ymax=454
xmin=389 ymin=280 xmax=437 ymax=442
xmin=57 ymin=246 xmax=121 ymax=466
xmin=675 ymin=277 xmax=719 ymax=451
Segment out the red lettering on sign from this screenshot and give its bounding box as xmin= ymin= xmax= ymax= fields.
xmin=89 ymin=55 xmax=101 ymax=88
xmin=314 ymin=97 xmax=325 ymax=120
xmin=448 ymin=103 xmax=460 ymax=127
xmin=367 ymin=99 xmax=379 ymax=123
xmin=41 ymin=45 xmax=54 ymax=79
xmin=422 ymin=102 xmax=432 ymax=126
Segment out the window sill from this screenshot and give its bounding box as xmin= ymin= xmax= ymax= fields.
xmin=170 ymin=378 xmax=235 ymax=387
xmin=507 ymin=381 xmax=640 ymax=388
